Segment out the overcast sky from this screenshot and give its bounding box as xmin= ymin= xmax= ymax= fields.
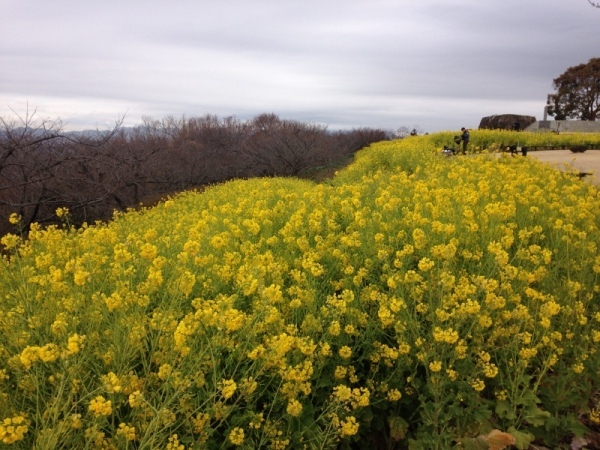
xmin=1 ymin=0 xmax=599 ymax=133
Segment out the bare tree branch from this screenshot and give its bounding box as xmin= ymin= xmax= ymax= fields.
xmin=0 ymin=110 xmax=388 ymax=236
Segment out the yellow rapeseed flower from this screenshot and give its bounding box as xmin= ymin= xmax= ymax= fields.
xmin=339 ymin=346 xmax=352 ymax=359
xmin=166 ymin=434 xmax=185 ymax=450
xmin=117 ymin=423 xmax=136 ymax=441
xmin=70 ymin=414 xmax=82 ymax=430
xmin=429 ymin=361 xmax=442 ymax=373
xmin=101 ymin=372 xmax=122 ymax=393
xmin=471 ymin=378 xmax=485 ymax=392
xmin=0 ymin=416 xmax=29 ymax=444
xmin=387 ymin=389 xmax=402 ymax=401
xmin=55 ymin=207 xmax=70 ymax=218
xmin=229 ymin=427 xmax=245 ymax=446
xmin=286 ymin=399 xmax=303 ymax=417
xmin=418 ymin=257 xmax=435 ymax=272
xmin=158 ymin=364 xmax=173 ymax=381
xmin=128 ymin=390 xmax=144 ymax=408
xmin=333 ymin=384 xmax=352 ymax=402
xmin=1 ymin=233 xmax=20 ymax=249
xmin=8 ymin=213 xmax=21 ymax=225
xmin=221 ymin=379 xmax=237 ymax=400
xmin=328 ymin=321 xmax=341 ymax=336
xmin=339 ymin=416 xmax=359 ymax=437
xmin=66 ymin=333 xmax=85 ymax=355
xmin=88 ymin=396 xmax=112 ymax=417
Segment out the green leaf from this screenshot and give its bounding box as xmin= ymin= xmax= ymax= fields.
xmin=299 ymin=402 xmax=316 ymax=427
xmin=361 ymin=405 xmax=374 ymax=424
xmin=495 ymin=400 xmax=515 ymax=420
xmin=472 ymin=404 xmax=492 ymax=423
xmin=522 ymin=404 xmax=550 ymax=427
xmin=507 ymin=427 xmax=535 ymax=450
xmin=518 ymin=390 xmax=540 ymax=406
xmin=408 ymin=438 xmax=426 ymax=450
xmin=565 ymin=416 xmax=590 ymax=438
xmin=316 ymin=376 xmax=332 ymax=388
xmin=458 ymin=436 xmax=489 ymax=450
xmin=389 ymin=416 xmax=409 ymax=441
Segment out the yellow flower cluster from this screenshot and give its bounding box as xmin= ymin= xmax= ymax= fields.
xmin=117 ymin=422 xmax=136 ymax=441
xmin=1 ymin=132 xmax=599 ymax=447
xmin=229 ymin=427 xmax=245 ymax=445
xmin=88 ymin=396 xmax=112 ymax=417
xmin=221 ymin=379 xmax=237 ymax=400
xmin=102 ymin=371 xmax=123 ymax=393
xmin=339 ymin=416 xmax=360 ymax=437
xmin=0 ymin=416 xmax=29 ymax=444
xmin=8 ymin=213 xmax=21 ymax=225
xmin=66 ymin=333 xmax=85 ymax=355
xmin=19 ymin=344 xmax=59 ymax=369
xmin=166 ymin=434 xmax=185 ymax=450
xmin=286 ymin=399 xmax=303 ymax=417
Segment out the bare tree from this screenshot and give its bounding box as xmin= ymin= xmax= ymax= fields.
xmin=0 ymin=108 xmax=122 ymax=234
xmin=395 ymin=126 xmax=411 ymax=139
xmin=1 ymin=109 xmax=388 ymax=236
xmin=324 ymin=129 xmax=387 ymax=167
xmin=241 ymin=114 xmax=332 ymax=176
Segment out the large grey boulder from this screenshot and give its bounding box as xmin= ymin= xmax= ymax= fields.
xmin=478 ymin=114 xmax=536 ymax=130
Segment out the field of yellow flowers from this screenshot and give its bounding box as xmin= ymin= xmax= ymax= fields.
xmin=1 ymin=131 xmax=600 ymax=449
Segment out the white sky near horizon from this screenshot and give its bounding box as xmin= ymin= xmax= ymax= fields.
xmin=1 ymin=0 xmax=599 ymax=133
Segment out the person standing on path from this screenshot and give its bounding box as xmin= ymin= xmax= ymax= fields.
xmin=460 ymin=127 xmax=470 ymax=154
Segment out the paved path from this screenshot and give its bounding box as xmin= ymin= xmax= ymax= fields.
xmin=526 ymin=149 xmax=600 ymax=185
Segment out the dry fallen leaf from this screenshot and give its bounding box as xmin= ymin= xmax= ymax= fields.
xmin=483 ymin=429 xmax=516 ymax=450
xmin=570 ymin=436 xmax=589 ymax=450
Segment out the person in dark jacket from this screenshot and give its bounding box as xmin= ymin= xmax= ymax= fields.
xmin=460 ymin=127 xmax=470 ymax=154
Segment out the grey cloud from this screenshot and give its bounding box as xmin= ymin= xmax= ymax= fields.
xmin=1 ymin=0 xmax=598 ymax=133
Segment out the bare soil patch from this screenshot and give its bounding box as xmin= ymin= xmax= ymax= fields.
xmin=526 ymin=149 xmax=600 ymax=185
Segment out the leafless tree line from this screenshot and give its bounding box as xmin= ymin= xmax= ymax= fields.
xmin=0 ymin=110 xmax=389 ymax=236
